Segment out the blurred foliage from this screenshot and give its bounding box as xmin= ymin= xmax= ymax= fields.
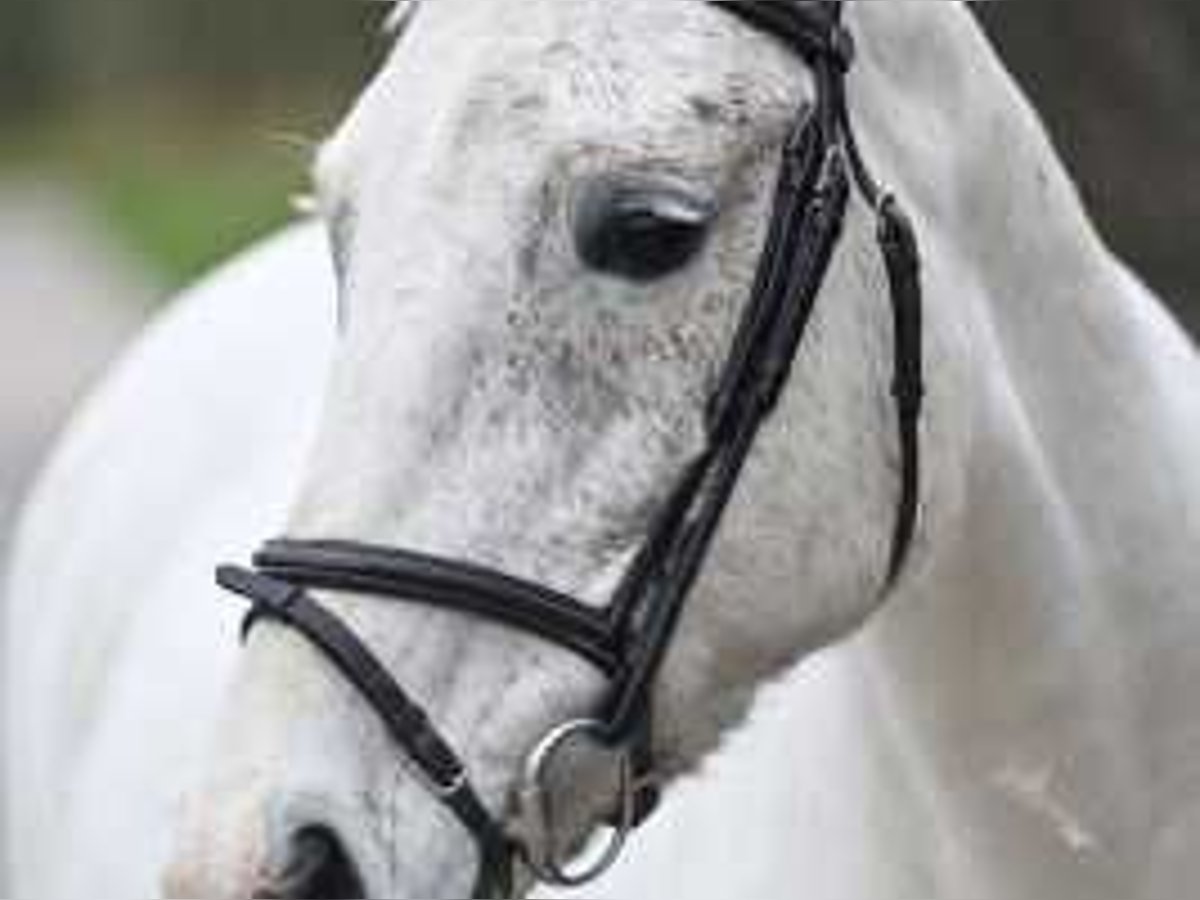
xmin=0 ymin=0 xmax=390 ymax=287
xmin=1 ymin=0 xmax=58 ymax=119
xmin=0 ymin=111 xmax=313 ymax=284
xmin=2 ymin=0 xmax=391 ymax=120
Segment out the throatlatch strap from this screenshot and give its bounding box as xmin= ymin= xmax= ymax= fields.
xmin=878 ymin=199 xmax=924 ymax=586
xmin=728 ymin=0 xmax=926 ymax=588
xmin=599 ymin=146 xmax=853 ymax=745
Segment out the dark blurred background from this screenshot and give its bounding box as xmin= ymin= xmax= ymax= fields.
xmin=0 ymin=0 xmax=1196 ymax=540
xmin=977 ymin=1 xmax=1200 ymax=333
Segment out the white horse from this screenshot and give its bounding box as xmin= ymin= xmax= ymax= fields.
xmin=6 ymin=1 xmax=1200 ymax=898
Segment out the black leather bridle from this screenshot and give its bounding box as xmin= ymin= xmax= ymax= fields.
xmin=217 ymin=2 xmax=925 ymax=897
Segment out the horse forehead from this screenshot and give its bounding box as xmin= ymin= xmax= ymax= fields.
xmin=313 ymin=0 xmax=810 ymax=271
xmin=395 ymin=0 xmax=794 ymax=116
xmin=431 ymin=0 xmax=712 ymax=47
xmin=323 ymin=0 xmax=802 ymax=193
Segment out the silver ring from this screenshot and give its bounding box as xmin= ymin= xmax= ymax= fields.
xmin=515 ymin=719 xmax=635 ymax=888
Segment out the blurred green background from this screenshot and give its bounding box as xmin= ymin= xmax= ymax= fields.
xmin=1 ymin=0 xmax=390 ymax=285
xmin=0 ymin=0 xmax=393 ymax=548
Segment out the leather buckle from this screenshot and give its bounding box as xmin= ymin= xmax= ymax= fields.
xmin=514 ymin=719 xmax=635 ymax=888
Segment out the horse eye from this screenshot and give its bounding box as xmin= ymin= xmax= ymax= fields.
xmin=573 ymin=177 xmax=717 ymax=283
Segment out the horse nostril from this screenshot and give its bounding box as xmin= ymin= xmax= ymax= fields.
xmin=255 ymin=826 xmax=366 ymax=900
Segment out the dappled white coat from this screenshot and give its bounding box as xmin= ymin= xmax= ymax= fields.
xmin=6 ymin=2 xmax=1200 ymax=899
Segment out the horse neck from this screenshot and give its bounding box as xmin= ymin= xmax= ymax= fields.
xmin=842 ymin=1 xmax=1200 ymax=889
